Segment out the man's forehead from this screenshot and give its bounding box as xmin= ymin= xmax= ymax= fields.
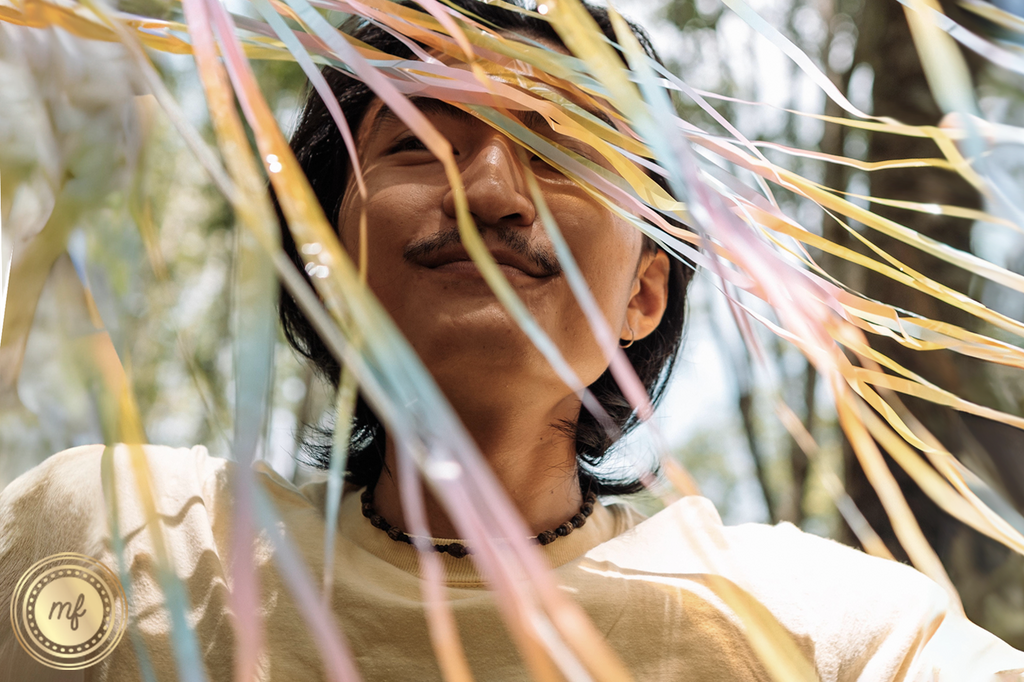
xmin=356 ymin=34 xmax=618 ymax=141
xmin=359 ymin=90 xmax=616 ymax=141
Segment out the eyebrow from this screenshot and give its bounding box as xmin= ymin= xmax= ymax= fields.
xmin=368 ymin=95 xmax=614 ymax=145
xmin=367 ymin=97 xmax=478 ymax=147
xmin=558 ymin=99 xmax=617 ymax=130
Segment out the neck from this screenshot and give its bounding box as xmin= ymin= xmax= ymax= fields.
xmin=370 ymin=393 xmax=584 ymax=539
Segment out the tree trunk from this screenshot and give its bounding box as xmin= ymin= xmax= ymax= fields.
xmin=839 ymin=0 xmax=1024 ymax=647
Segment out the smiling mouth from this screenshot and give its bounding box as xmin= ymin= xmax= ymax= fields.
xmin=404 ymin=230 xmax=562 ymax=280
xmin=426 ymin=258 xmax=549 ymax=280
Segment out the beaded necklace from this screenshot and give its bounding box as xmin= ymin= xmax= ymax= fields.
xmin=360 ymin=487 xmax=599 ymax=558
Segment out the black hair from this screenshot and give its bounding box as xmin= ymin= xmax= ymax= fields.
xmin=276 ymin=0 xmax=694 ymax=495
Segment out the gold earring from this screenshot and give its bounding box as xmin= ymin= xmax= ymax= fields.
xmin=619 ymin=324 xmax=635 ymax=349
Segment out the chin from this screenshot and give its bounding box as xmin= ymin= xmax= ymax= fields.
xmin=419 ymin=326 xmax=536 ymax=369
xmin=397 ymin=307 xmax=602 ymax=394
xmin=402 ymin=305 xmax=524 ymax=350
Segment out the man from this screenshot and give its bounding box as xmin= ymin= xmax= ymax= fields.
xmin=1 ymin=0 xmax=1022 ymax=680
xmin=278 ymin=4 xmax=690 ymax=539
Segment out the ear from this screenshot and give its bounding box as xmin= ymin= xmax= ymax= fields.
xmin=621 ymin=249 xmax=670 ymax=345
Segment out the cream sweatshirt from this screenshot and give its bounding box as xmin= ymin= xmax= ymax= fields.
xmin=0 ymin=444 xmax=1021 ymax=681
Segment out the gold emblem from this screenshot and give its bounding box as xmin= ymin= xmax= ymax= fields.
xmin=9 ymin=553 xmax=127 ymax=670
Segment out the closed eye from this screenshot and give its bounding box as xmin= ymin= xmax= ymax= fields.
xmin=528 ymin=151 xmax=568 ymax=177
xmin=530 ymin=142 xmax=602 ymax=167
xmin=387 ymin=136 xmax=431 ymax=154
xmin=560 ymin=143 xmax=604 ymax=164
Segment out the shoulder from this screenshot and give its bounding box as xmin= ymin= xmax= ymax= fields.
xmin=0 ymin=444 xmax=229 ymax=567
xmin=723 ymin=518 xmax=949 ymax=677
xmin=1 ymin=444 xmax=111 ymax=561
xmin=0 ymin=442 xmax=228 ymax=506
xmin=0 ymin=445 xmax=236 ymax=678
xmin=716 ymin=517 xmax=1024 ymax=680
xmin=595 ymin=494 xmax=942 ymax=605
xmin=584 ymin=496 xmax=957 ymax=680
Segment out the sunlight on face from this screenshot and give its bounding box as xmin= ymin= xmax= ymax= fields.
xmin=332 ymin=39 xmax=666 ymax=413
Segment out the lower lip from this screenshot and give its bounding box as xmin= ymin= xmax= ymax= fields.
xmin=428 ymin=260 xmax=545 ymax=282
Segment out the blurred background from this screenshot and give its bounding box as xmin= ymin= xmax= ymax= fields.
xmin=2 ymin=0 xmax=1023 ymax=647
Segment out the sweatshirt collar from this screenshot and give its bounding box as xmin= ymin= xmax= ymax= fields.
xmin=337 ymin=486 xmax=624 ymax=587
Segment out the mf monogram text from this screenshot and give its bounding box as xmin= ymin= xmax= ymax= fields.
xmin=49 ymin=593 xmax=87 ymax=631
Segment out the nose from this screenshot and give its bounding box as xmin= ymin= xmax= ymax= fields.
xmin=441 ymin=135 xmax=537 ymax=228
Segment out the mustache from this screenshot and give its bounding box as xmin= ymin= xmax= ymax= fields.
xmin=402 ymin=226 xmax=563 ymax=277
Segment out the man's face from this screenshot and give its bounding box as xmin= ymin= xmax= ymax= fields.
xmin=334 ymin=82 xmax=663 ymax=406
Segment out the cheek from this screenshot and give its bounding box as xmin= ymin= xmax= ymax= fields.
xmin=553 ymin=196 xmax=641 ymax=315
xmin=546 ymin=194 xmax=642 ymax=380
xmin=335 ymin=175 xmax=444 ymax=278
xmin=338 ymin=181 xmax=416 ymax=247
xmin=334 ymin=180 xmax=364 ymax=254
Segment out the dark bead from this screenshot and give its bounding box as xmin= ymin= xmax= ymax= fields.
xmin=571 ymin=514 xmax=586 ymax=528
xmin=445 ymin=543 xmax=468 ymax=558
xmin=537 ymin=530 xmax=557 ymax=545
xmin=370 ymin=515 xmax=385 ymax=528
xmin=581 ymin=503 xmax=594 ymax=516
xmin=361 ymin=490 xmax=373 ymax=503
xmin=387 ymin=527 xmax=403 ymax=541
